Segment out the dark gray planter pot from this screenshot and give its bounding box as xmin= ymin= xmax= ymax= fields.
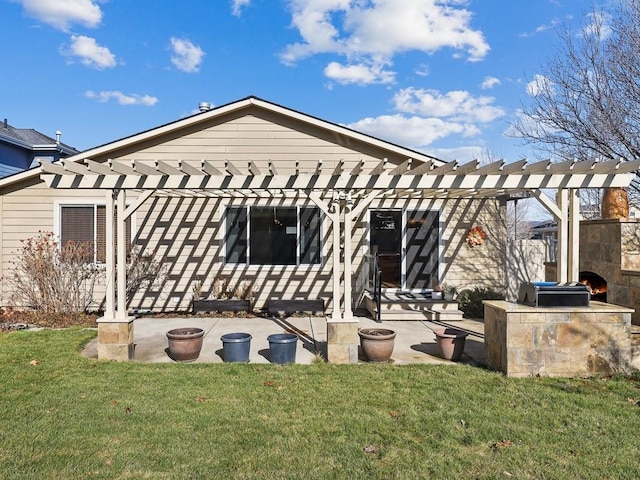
xmin=267 ymin=333 xmax=298 ymax=364
xmin=221 ymin=332 xmax=252 ymax=362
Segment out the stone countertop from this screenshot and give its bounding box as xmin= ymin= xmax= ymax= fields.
xmin=483 ymin=300 xmax=634 ymax=314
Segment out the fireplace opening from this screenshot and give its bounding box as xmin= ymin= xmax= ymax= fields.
xmin=579 ymin=271 xmax=607 ymax=302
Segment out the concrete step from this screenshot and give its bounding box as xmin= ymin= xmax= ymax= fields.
xmin=363 ymin=294 xmax=464 ymax=321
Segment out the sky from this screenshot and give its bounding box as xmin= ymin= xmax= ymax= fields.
xmin=1 ymin=0 xmax=596 ymax=164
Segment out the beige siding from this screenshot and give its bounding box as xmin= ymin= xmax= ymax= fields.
xmin=93 ymin=112 xmax=405 ymax=174
xmin=0 ymin=108 xmax=505 ymax=312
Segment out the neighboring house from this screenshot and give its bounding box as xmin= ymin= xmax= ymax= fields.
xmin=0 ymin=96 xmax=637 ymax=362
xmin=0 ymin=118 xmax=78 ymax=178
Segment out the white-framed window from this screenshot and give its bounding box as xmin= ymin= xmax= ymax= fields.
xmin=58 ymin=204 xmax=132 ymax=263
xmin=225 ymin=206 xmax=322 ymax=265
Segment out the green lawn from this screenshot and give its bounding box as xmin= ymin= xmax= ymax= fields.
xmin=2 ymin=328 xmax=640 ymax=479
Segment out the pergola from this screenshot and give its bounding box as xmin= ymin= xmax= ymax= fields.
xmin=41 ymin=156 xmax=640 ymax=361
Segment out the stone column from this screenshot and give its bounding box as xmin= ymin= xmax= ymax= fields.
xmin=326 ymin=318 xmax=359 ymax=364
xmin=97 ymin=317 xmax=135 ymax=361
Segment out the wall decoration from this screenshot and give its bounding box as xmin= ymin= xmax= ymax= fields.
xmin=466 ymin=225 xmax=486 ymax=247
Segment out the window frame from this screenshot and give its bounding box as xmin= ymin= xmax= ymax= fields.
xmin=55 ymin=200 xmax=134 ymax=265
xmin=223 ymin=204 xmax=323 ymax=267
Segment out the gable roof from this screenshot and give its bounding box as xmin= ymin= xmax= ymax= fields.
xmin=0 ymin=96 xmax=445 ymax=189
xmin=0 ymin=119 xmax=77 ymax=154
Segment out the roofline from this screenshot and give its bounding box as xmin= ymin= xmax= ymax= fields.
xmin=0 ymin=132 xmax=78 ymax=155
xmin=0 ymin=95 xmax=445 ymax=189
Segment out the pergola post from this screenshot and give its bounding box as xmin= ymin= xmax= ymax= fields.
xmin=556 ymin=189 xmax=569 ymax=283
xmin=96 ymin=187 xmax=135 ymax=361
xmin=104 ymin=190 xmax=115 ymax=319
xmin=567 ymin=188 xmax=580 ymax=282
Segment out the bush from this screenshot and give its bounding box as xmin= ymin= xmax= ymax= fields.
xmin=6 ymin=232 xmax=102 ymax=314
xmin=457 ymin=286 xmax=505 ymax=319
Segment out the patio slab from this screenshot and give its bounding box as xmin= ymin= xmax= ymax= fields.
xmin=83 ymin=315 xmax=486 ymax=366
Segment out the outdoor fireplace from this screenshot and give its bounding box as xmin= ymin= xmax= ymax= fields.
xmin=545 ymin=218 xmax=640 ymax=325
xmin=579 ymin=271 xmax=607 ymax=303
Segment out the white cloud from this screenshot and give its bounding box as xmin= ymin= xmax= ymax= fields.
xmin=428 ymin=145 xmax=486 ymax=163
xmin=170 ymin=37 xmax=205 ymax=73
xmin=526 ymin=74 xmax=551 ymax=97
xmin=582 ymin=11 xmax=612 ymax=39
xmin=231 ymin=0 xmax=251 ymax=16
xmin=393 ymin=87 xmax=505 ymax=123
xmin=280 ymin=0 xmax=489 ymax=84
xmin=61 ymin=35 xmax=116 ymax=69
xmin=481 ymin=76 xmax=500 ymax=90
xmin=324 ymin=61 xmax=395 ymax=85
xmin=19 ymin=0 xmax=103 ymax=31
xmin=85 ymin=90 xmax=158 ymax=106
xmin=347 ymin=114 xmax=478 ymax=149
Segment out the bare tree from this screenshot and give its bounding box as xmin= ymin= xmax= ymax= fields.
xmin=513 ymin=0 xmax=640 ymax=206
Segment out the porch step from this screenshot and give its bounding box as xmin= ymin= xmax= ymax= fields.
xmin=363 ymin=292 xmax=464 ymax=322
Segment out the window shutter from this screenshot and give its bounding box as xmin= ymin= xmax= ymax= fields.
xmin=61 ymin=206 xmax=94 ymax=248
xmin=97 ymin=206 xmax=132 ymax=263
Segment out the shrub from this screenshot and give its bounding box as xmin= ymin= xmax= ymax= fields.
xmin=457 ymin=286 xmax=505 ymax=319
xmin=6 ymin=232 xmax=102 ymax=314
xmin=126 ymin=245 xmax=167 ymax=304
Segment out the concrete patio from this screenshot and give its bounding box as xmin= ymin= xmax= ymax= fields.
xmin=83 ymin=315 xmax=486 ymax=365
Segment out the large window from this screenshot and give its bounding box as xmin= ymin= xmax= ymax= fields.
xmin=225 ymin=206 xmax=321 ymax=265
xmin=60 ymin=205 xmax=131 ymax=263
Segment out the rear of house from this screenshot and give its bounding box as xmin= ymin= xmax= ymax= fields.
xmin=0 ymin=97 xmax=506 ymax=317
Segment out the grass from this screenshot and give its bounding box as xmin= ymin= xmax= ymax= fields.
xmin=2 ymin=329 xmax=640 ymax=479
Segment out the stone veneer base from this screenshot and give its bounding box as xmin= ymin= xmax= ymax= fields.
xmin=326 ymin=318 xmax=359 ymax=364
xmin=483 ymin=300 xmax=633 ymax=377
xmin=97 ymin=316 xmax=136 ymax=361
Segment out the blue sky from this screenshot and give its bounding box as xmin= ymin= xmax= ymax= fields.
xmin=2 ymin=0 xmax=593 ymax=162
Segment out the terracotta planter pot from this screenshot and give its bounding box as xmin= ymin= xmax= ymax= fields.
xmin=166 ymin=327 xmax=205 ymax=362
xmin=359 ymin=328 xmax=396 ymax=362
xmin=433 ymin=327 xmax=468 ymax=362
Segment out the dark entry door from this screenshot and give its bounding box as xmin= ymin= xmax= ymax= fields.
xmin=370 ymin=210 xmax=402 ymax=288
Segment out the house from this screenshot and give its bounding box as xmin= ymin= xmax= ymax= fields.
xmin=0 ymin=96 xmax=637 ymax=363
xmin=0 ymin=118 xmax=78 ymax=178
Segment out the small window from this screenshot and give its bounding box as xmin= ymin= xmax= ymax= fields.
xmin=60 ymin=204 xmax=131 ymax=263
xmin=225 ymin=206 xmax=322 ymax=265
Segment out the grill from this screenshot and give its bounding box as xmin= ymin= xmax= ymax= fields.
xmin=517 ymin=282 xmax=590 ymax=307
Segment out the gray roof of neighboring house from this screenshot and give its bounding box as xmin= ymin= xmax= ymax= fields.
xmin=0 ymin=118 xmax=78 ymax=154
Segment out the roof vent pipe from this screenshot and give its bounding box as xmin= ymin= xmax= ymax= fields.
xmin=198 ymin=102 xmax=213 ymax=112
xmin=55 ymin=130 xmax=61 ymax=145
xmin=3 ymin=118 xmax=7 ymax=129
